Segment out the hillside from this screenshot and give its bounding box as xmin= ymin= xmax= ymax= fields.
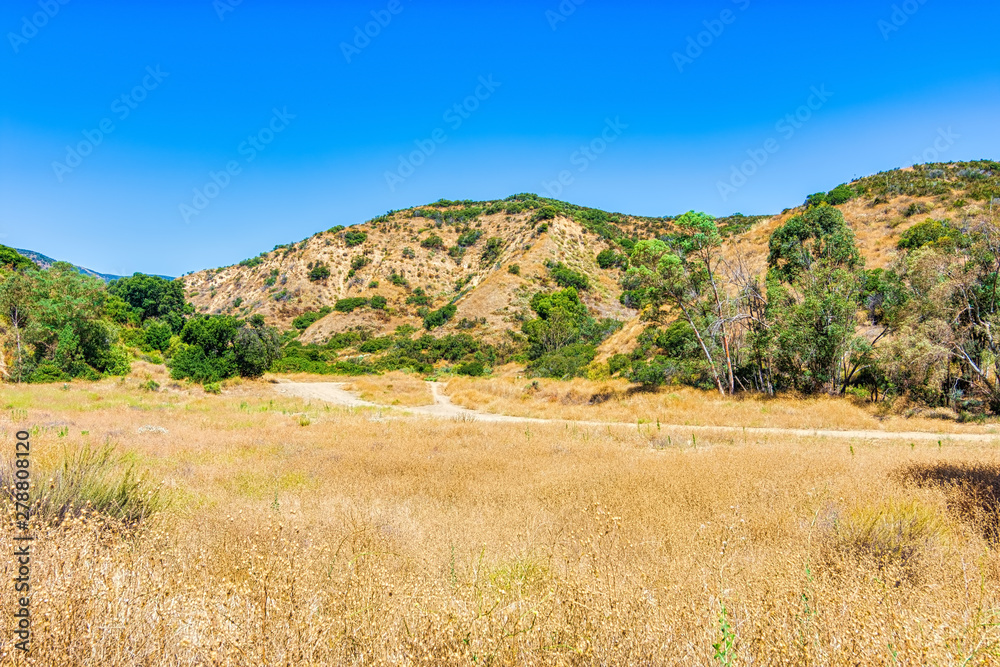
xmin=182 ymin=195 xmax=652 ymax=342
xmin=15 ymin=248 xmax=173 ymax=282
xmin=183 ymin=162 xmax=1000 ymax=348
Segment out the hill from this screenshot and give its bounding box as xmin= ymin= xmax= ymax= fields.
xmin=14 ymin=248 xmax=174 ymax=282
xmin=183 ymin=161 xmax=1000 ymax=349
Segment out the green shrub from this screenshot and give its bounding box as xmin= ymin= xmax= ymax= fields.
xmin=401 ymin=247 xmax=416 ymax=259
xmin=335 ymin=297 xmax=369 ymax=313
xmin=457 ymin=229 xmax=483 ymax=247
xmin=898 ymin=219 xmax=956 ymax=250
xmin=421 ymin=234 xmax=444 ymax=250
xmin=481 ymin=238 xmax=504 ymax=264
xmin=508 ymin=264 xmax=521 ymax=275
xmin=204 ymin=382 xmax=222 ymax=394
xmin=456 ymin=361 xmax=485 ymax=377
xmin=424 ymin=304 xmax=458 ymax=330
xmin=548 ymin=262 xmax=590 ymax=290
xmin=370 ymin=295 xmax=387 ymax=310
xmin=308 ymin=263 xmax=331 ymax=282
xmin=344 ymin=229 xmax=367 ymax=246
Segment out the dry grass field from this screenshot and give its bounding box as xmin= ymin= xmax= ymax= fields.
xmin=4 ymin=376 xmax=1000 ymax=665
xmin=444 ymin=375 xmax=1000 ymax=436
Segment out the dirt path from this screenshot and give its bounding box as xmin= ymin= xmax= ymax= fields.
xmin=275 ymin=381 xmax=1000 ymax=443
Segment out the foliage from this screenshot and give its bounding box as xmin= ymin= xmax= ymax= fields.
xmin=547 ymin=262 xmax=590 ymax=290
xmin=335 ymin=297 xmax=368 ymax=313
xmin=421 ymin=234 xmax=444 ymax=250
xmin=897 ymin=219 xmax=958 ymax=250
xmin=308 ymin=263 xmax=331 ymax=282
xmin=170 ymin=315 xmax=281 ymax=383
xmin=108 ymin=274 xmax=188 ymax=329
xmin=344 ymin=229 xmax=367 ymax=247
xmin=293 ymin=307 xmax=332 ymax=330
xmin=767 ymin=206 xmax=861 ymax=282
xmin=423 ymin=304 xmax=457 ymax=330
xmin=0 ymin=245 xmax=35 ymax=271
xmin=480 ymin=238 xmax=504 ymax=264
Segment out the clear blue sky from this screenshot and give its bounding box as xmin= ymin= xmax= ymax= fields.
xmin=1 ymin=0 xmax=998 ymax=277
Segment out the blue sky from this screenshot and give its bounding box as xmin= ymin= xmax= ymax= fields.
xmin=1 ymin=0 xmax=998 ymax=277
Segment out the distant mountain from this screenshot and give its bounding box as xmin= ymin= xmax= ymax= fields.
xmin=14 ymin=249 xmax=173 ymax=282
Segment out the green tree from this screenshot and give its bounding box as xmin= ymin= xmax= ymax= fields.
xmin=621 ymin=212 xmax=734 ymax=395
xmin=107 ymin=274 xmax=187 ymax=327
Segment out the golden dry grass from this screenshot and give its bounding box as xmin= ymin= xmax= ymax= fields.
xmin=4 ymin=378 xmax=1000 ymax=664
xmin=443 ymin=376 xmax=1000 ymax=435
xmin=343 ymin=371 xmax=434 ymax=406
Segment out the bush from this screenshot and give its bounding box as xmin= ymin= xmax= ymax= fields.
xmin=292 ymin=309 xmax=330 ymax=330
xmin=351 ymin=255 xmax=371 ymax=271
xmin=29 ymin=361 xmax=70 ymax=384
xmin=423 ymin=304 xmax=457 ymax=330
xmin=335 ymin=297 xmax=369 ymax=313
xmin=548 ymin=262 xmax=590 ymax=290
xmin=370 ymin=295 xmax=387 ymax=310
xmin=898 ymin=219 xmax=956 ymax=250
xmin=826 ymin=184 xmax=857 ymax=205
xmin=344 ymin=229 xmax=367 ymax=246
xmin=204 ymin=382 xmax=222 ymax=394
xmin=457 ymin=229 xmax=483 ymax=247
xmin=308 ymin=263 xmax=331 ymax=282
xmin=527 ymin=343 xmax=596 ymax=379
xmin=481 ymin=238 xmax=504 ymax=264
xmin=233 ymin=325 xmax=282 ymax=378
xmin=508 ymin=264 xmax=521 ymax=275
xmin=421 ymin=234 xmax=444 ymax=250
xmin=456 ymin=361 xmax=485 ymax=377
xmin=401 ymin=247 xmax=415 ymax=259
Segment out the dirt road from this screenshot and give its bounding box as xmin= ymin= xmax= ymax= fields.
xmin=275 ymin=381 xmax=1000 ymax=443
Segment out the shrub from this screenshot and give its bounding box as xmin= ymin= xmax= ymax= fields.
xmin=481 ymin=238 xmax=504 ymax=264
xmin=351 ymin=255 xmax=371 ymax=271
xmin=401 ymin=247 xmax=416 ymax=259
xmin=292 ymin=308 xmax=332 ymax=330
xmin=548 ymin=262 xmax=590 ymax=290
xmin=406 ymin=288 xmax=433 ymax=307
xmin=457 ymin=229 xmax=483 ymax=247
xmin=370 ymin=295 xmax=387 ymax=310
xmin=456 ymin=361 xmax=485 ymax=377
xmin=344 ymin=229 xmax=367 ymax=246
xmin=421 ymin=234 xmax=444 ymax=250
xmin=424 ymin=304 xmax=458 ymax=330
xmin=308 ymin=263 xmax=331 ymax=282
xmin=508 ymin=264 xmax=521 ymax=275
xmin=335 ymin=297 xmax=368 ymax=313
xmin=826 ymin=184 xmax=857 ymax=205
xmin=204 ymin=382 xmax=222 ymax=394
xmin=898 ymin=219 xmax=956 ymax=250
